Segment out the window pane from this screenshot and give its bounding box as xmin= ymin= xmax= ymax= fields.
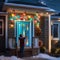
xmin=53 ymin=24 xmax=58 ymax=37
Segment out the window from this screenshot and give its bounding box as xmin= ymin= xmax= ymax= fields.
xmin=52 ymin=23 xmax=59 ymax=40
xmin=53 ymin=24 xmax=58 ymax=37
xmin=0 ymin=20 xmax=4 ymax=36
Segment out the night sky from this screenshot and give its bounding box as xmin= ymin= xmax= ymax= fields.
xmin=43 ymin=0 xmax=60 ymax=12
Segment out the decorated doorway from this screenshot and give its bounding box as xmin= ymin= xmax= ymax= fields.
xmin=15 ymin=21 xmax=33 ymax=48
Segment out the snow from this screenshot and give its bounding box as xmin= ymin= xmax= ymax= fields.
xmin=33 ymin=53 xmax=60 ymax=60
xmin=0 ymin=55 xmax=24 ymax=60
xmin=0 ymin=54 xmax=60 ymax=60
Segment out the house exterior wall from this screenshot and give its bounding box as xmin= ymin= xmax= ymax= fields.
xmin=40 ymin=16 xmax=45 ymax=43
xmin=44 ymin=17 xmax=49 ymax=49
xmin=40 ymin=16 xmax=49 ymax=49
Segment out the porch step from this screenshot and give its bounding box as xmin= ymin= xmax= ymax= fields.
xmin=0 ymin=48 xmax=39 ymax=57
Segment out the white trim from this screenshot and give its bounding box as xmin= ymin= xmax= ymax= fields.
xmin=48 ymin=15 xmax=51 ymax=52
xmin=0 ymin=12 xmax=8 ymax=14
xmin=30 ymin=21 xmax=31 ymax=47
xmin=33 ymin=21 xmax=34 ymax=37
xmin=4 ymin=3 xmax=55 ymax=12
xmin=52 ymin=23 xmax=59 ymax=40
xmin=53 ymin=38 xmax=59 ymax=40
xmin=5 ymin=15 xmax=8 ymax=48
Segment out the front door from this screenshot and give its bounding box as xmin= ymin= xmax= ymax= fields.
xmin=15 ymin=21 xmax=33 ymax=47
xmin=0 ymin=16 xmax=5 ymax=51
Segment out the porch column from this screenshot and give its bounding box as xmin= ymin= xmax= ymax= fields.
xmin=5 ymin=15 xmax=8 ymax=48
xmin=48 ymin=14 xmax=51 ymax=52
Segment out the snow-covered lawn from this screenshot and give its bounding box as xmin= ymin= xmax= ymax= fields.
xmin=0 ymin=53 xmax=60 ymax=60
xmin=33 ymin=53 xmax=60 ymax=60
xmin=0 ymin=56 xmax=24 ymax=60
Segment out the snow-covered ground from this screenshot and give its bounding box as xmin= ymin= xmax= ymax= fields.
xmin=0 ymin=53 xmax=60 ymax=60
xmin=33 ymin=53 xmax=60 ymax=60
xmin=0 ymin=56 xmax=24 ymax=60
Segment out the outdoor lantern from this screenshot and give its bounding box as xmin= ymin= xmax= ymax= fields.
xmin=10 ymin=24 xmax=14 ymax=28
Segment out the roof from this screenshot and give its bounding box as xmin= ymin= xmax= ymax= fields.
xmin=7 ymin=0 xmax=47 ymax=7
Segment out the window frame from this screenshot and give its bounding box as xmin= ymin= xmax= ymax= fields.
xmin=52 ymin=23 xmax=59 ymax=40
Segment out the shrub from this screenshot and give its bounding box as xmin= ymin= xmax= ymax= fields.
xmin=55 ymin=48 xmax=60 ymax=54
xmin=40 ymin=46 xmax=46 ymax=53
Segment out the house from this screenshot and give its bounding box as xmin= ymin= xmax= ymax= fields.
xmin=0 ymin=0 xmax=56 ymax=56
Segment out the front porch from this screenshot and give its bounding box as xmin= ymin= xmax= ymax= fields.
xmin=0 ymin=48 xmax=39 ymax=57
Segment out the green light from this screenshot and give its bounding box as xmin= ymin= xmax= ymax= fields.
xmin=13 ymin=16 xmax=17 ymax=20
xmin=34 ymin=16 xmax=37 ymax=19
xmin=29 ymin=18 xmax=33 ymax=21
xmin=9 ymin=17 xmax=13 ymax=20
xmin=16 ymin=15 xmax=20 ymax=19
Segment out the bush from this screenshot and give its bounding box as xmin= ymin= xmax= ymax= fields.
xmin=40 ymin=46 xmax=46 ymax=53
xmin=55 ymin=48 xmax=60 ymax=54
xmin=51 ymin=48 xmax=56 ymax=54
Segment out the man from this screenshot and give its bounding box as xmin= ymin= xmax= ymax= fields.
xmin=19 ymin=34 xmax=25 ymax=58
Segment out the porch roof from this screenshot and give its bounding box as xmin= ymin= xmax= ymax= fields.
xmin=4 ymin=3 xmax=56 ymax=14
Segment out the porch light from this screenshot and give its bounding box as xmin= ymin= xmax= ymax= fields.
xmin=10 ymin=24 xmax=14 ymax=28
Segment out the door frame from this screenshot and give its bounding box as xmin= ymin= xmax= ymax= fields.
xmin=15 ymin=20 xmax=33 ymax=48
